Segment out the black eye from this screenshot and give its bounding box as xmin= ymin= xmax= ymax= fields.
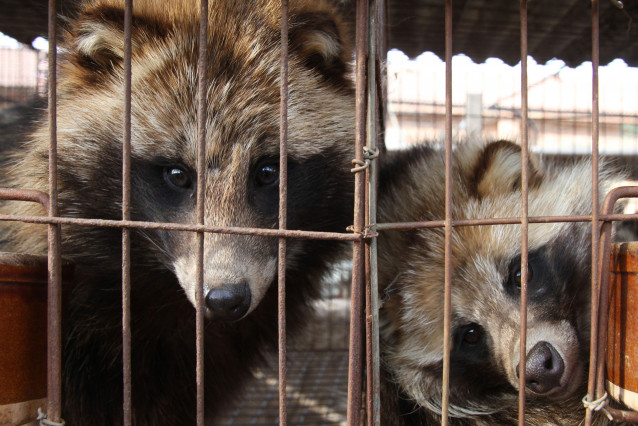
xmin=462 ymin=323 xmax=483 ymax=345
xmin=512 ymin=263 xmax=534 ymax=289
xmin=256 ymin=164 xmax=279 ymax=186
xmin=163 ymin=166 xmax=192 ymax=190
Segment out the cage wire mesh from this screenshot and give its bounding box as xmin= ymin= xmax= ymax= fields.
xmin=1 ymin=0 xmax=638 ymax=424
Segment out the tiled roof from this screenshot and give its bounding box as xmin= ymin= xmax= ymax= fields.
xmin=388 ymin=0 xmax=638 ymax=67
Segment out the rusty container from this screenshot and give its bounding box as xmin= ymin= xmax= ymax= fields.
xmin=607 ymin=242 xmax=638 ymax=411
xmin=0 ymin=252 xmax=72 ymax=425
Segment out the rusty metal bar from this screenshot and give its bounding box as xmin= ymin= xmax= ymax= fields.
xmin=0 ymin=213 xmax=362 ymax=240
xmin=278 ymin=0 xmax=289 ymax=424
xmin=376 ymin=213 xmax=638 ymax=230
xmin=195 ymin=0 xmax=209 ymax=424
xmin=603 ymin=409 xmax=638 ymax=423
xmin=518 ymin=1 xmax=529 ymax=423
xmin=365 ymin=0 xmax=381 ymax=424
xmin=0 ymin=189 xmax=50 ymax=213
xmin=585 ymin=1 xmax=601 ymax=424
xmin=6 ymin=209 xmax=638 ymax=234
xmin=594 ymin=186 xmax=638 ymax=423
xmin=347 ymin=0 xmax=368 ymax=424
xmin=121 ymin=0 xmax=133 ymax=424
xmin=46 ymin=0 xmax=63 ymax=422
xmin=441 ymin=0 xmax=453 ymax=424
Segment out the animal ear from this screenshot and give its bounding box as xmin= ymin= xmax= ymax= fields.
xmin=64 ymin=5 xmax=167 ymax=77
xmin=288 ymin=2 xmax=353 ymax=86
xmin=472 ymin=140 xmax=543 ymax=198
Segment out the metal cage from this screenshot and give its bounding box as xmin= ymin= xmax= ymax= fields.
xmin=1 ymin=0 xmax=638 ymax=425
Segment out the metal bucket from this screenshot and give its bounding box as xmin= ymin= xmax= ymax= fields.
xmin=0 ymin=253 xmax=72 ymax=425
xmin=607 ymin=242 xmax=638 ymax=411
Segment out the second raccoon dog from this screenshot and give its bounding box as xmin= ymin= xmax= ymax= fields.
xmin=377 ymin=141 xmax=622 ymax=425
xmin=0 ymin=0 xmax=354 ymax=424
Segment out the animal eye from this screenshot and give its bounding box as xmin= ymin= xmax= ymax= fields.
xmin=163 ymin=166 xmax=192 ymax=190
xmin=256 ymin=164 xmax=279 ymax=186
xmin=463 ymin=323 xmax=483 ymax=345
xmin=512 ymin=263 xmax=534 ymax=288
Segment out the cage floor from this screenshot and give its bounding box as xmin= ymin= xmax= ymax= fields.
xmin=215 ymin=350 xmax=349 ymax=425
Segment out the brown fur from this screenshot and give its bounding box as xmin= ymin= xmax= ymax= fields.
xmin=0 ymin=0 xmax=354 ymax=424
xmin=377 ymin=141 xmax=624 ymax=425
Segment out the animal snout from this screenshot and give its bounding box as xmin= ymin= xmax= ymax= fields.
xmin=205 ymin=283 xmax=251 ymax=322
xmin=516 ymin=341 xmax=565 ymax=395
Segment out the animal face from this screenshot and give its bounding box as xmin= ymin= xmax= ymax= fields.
xmin=378 ymin=141 xmax=619 ymax=418
xmin=10 ymin=0 xmax=355 ymax=321
xmin=384 ymin=222 xmax=590 ymax=415
xmin=0 ymin=1 xmax=357 ymax=423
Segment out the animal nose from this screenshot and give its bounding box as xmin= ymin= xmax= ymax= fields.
xmin=517 ymin=341 xmax=565 ymax=395
xmin=205 ymin=283 xmax=251 ymax=322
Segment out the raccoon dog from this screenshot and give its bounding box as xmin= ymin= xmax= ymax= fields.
xmin=0 ymin=0 xmax=354 ymax=424
xmin=377 ymin=141 xmax=623 ymax=425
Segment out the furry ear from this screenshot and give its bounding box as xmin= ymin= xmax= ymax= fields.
xmin=472 ymin=140 xmax=543 ymax=198
xmin=289 ymin=2 xmax=353 ymax=87
xmin=65 ymin=4 xmax=167 ymax=77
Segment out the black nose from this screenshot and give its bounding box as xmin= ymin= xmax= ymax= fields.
xmin=518 ymin=341 xmax=565 ymax=395
xmin=205 ymin=283 xmax=251 ymax=322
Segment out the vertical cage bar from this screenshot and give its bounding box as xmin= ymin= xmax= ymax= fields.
xmin=347 ymin=0 xmax=369 ymax=424
xmin=46 ymin=0 xmax=63 ymax=421
xmin=121 ymin=0 xmax=133 ymax=424
xmin=441 ymin=0 xmax=453 ymax=424
xmin=365 ymin=0 xmax=380 ymax=424
xmin=585 ymin=1 xmax=601 ymax=424
xmin=278 ymin=0 xmax=289 ymax=424
xmin=517 ymin=1 xmax=529 ymax=424
xmin=195 ymin=0 xmax=209 ymax=424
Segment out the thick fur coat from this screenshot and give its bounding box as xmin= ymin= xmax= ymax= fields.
xmin=377 ymin=141 xmax=624 ymax=425
xmin=0 ymin=0 xmax=354 ymax=424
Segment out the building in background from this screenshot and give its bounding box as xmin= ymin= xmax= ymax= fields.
xmin=386 ymin=50 xmax=638 ymax=156
xmin=0 ymin=44 xmax=45 ymax=110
